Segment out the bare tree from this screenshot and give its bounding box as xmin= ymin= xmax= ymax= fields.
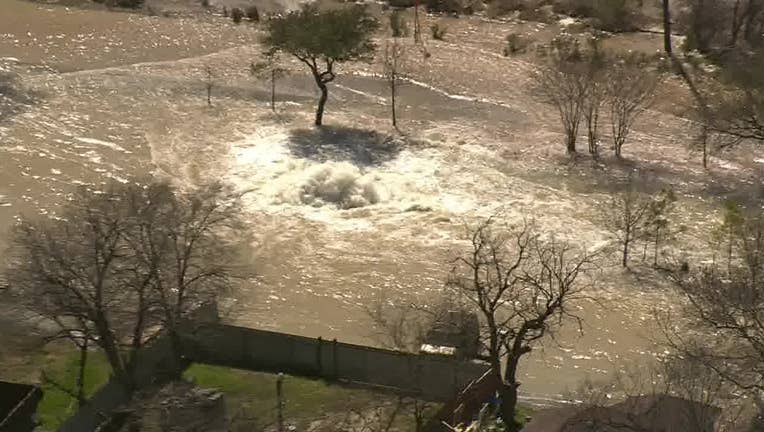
xmin=366 ymin=292 xmax=428 ymax=352
xmin=204 ymin=65 xmax=214 ymax=107
xmin=606 ymin=59 xmax=660 ymax=158
xmin=251 ymin=50 xmax=287 ymax=112
xmin=581 ymin=39 xmax=607 ymax=157
xmin=446 ymin=216 xmax=597 ymax=431
xmin=383 ymin=39 xmax=406 ymax=128
xmin=643 ymin=188 xmax=678 ymax=267
xmin=533 ymin=38 xmax=590 ymax=154
xmin=6 ymin=180 xmax=240 ymax=391
xmin=664 ymin=212 xmax=764 ymax=415
xmin=600 ymin=183 xmax=655 ymax=267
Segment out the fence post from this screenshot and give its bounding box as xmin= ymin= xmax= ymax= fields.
xmin=276 ymin=373 xmax=285 ymax=432
xmin=316 ymin=337 xmax=323 ymax=376
xmin=332 ymin=338 xmax=338 ymax=379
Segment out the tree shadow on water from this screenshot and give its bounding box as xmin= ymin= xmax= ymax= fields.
xmin=287 ymin=126 xmax=404 ymax=166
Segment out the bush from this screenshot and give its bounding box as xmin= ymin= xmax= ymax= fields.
xmin=231 ymin=7 xmax=244 ymax=23
xmin=503 ymin=32 xmax=531 ymax=56
xmin=426 ymin=0 xmax=462 ymax=14
xmin=389 ymin=10 xmax=408 ymax=37
xmin=245 ymin=5 xmax=259 ymax=21
xmin=485 ymin=0 xmax=521 ymax=18
xmin=553 ymin=0 xmax=639 ymax=32
xmin=201 ymin=0 xmax=209 ymax=7
xmin=113 ymin=0 xmax=144 ymax=8
xmin=430 ymin=22 xmax=447 ymax=40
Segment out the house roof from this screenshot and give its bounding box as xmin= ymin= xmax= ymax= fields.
xmin=522 ymin=394 xmax=721 ymax=432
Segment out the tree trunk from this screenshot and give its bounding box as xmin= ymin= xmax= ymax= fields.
xmin=501 ymin=356 xmax=522 ymax=432
xmin=271 ymin=69 xmax=276 ymax=112
xmin=622 ymin=232 xmax=630 ymax=267
xmin=413 ymin=3 xmax=421 ymax=43
xmin=391 ymin=74 xmax=397 ymax=128
xmin=95 ymin=318 xmax=131 ymax=389
xmin=653 ymin=226 xmax=660 ymax=267
xmin=566 ymin=133 xmax=577 ymax=154
xmin=315 ymin=83 xmax=328 ymax=126
xmin=662 ymin=0 xmax=673 ymax=54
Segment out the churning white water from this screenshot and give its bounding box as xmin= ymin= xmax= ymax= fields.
xmin=225 ymin=126 xmax=481 ymax=233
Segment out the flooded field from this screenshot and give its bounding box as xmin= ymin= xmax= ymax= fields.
xmin=2 ymin=0 xmax=762 ymax=404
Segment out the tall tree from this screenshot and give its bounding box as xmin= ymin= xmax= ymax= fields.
xmin=446 ymin=217 xmax=596 ymax=431
xmin=6 ymin=180 xmax=240 ymax=391
xmin=264 ymin=4 xmax=379 ymax=126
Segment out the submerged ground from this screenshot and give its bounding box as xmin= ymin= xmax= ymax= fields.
xmin=1 ymin=0 xmax=763 ymax=408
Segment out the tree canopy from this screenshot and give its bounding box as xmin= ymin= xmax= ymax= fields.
xmin=264 ymin=4 xmax=378 ymax=64
xmin=264 ymin=4 xmax=379 ymax=125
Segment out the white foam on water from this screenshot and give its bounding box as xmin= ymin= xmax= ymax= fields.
xmin=75 ymin=137 xmax=132 ymax=154
xmin=224 ymin=126 xmax=478 ymax=232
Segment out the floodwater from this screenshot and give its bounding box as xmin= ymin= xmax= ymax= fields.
xmin=0 ymin=0 xmax=739 ymax=404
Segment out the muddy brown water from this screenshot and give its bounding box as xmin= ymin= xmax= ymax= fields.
xmin=1 ymin=0 xmax=748 ymax=405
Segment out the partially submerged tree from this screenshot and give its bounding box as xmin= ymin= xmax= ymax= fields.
xmin=7 ymin=180 xmax=241 ymax=391
xmin=264 ymin=4 xmax=379 ymax=126
xmin=204 ymin=65 xmax=214 ymax=107
xmin=581 ymin=36 xmax=607 ymax=157
xmin=383 ymin=39 xmax=406 ymax=128
xmin=601 ymin=183 xmax=656 ymax=268
xmin=644 ymin=188 xmax=679 ymax=267
xmin=251 ymin=50 xmax=288 ymax=112
xmin=533 ymin=36 xmax=591 ymax=154
xmin=606 ymin=57 xmax=660 ymax=158
xmin=665 ymin=211 xmax=764 ymax=418
xmin=446 ymin=216 xmax=597 ymax=431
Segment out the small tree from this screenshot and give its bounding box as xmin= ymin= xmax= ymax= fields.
xmin=606 ymin=58 xmax=660 ymax=158
xmin=447 ymin=216 xmax=596 ymax=431
xmin=251 ymin=50 xmax=287 ymax=112
xmin=581 ymin=36 xmax=607 ymax=157
xmin=714 ymin=200 xmax=745 ymax=272
xmin=601 ymin=183 xmax=655 ymax=267
xmin=204 ymin=65 xmax=213 ymax=106
xmin=264 ymin=4 xmax=379 ymax=126
xmin=231 ymin=7 xmax=244 ymax=24
xmin=644 ymin=188 xmax=678 ymax=267
xmin=533 ymin=35 xmax=590 ymax=154
xmin=390 ymin=9 xmax=409 ymax=37
xmin=245 ymin=5 xmax=260 ymax=22
xmin=607 ymin=64 xmax=659 ymax=157
xmin=383 ymin=39 xmax=406 ymax=128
